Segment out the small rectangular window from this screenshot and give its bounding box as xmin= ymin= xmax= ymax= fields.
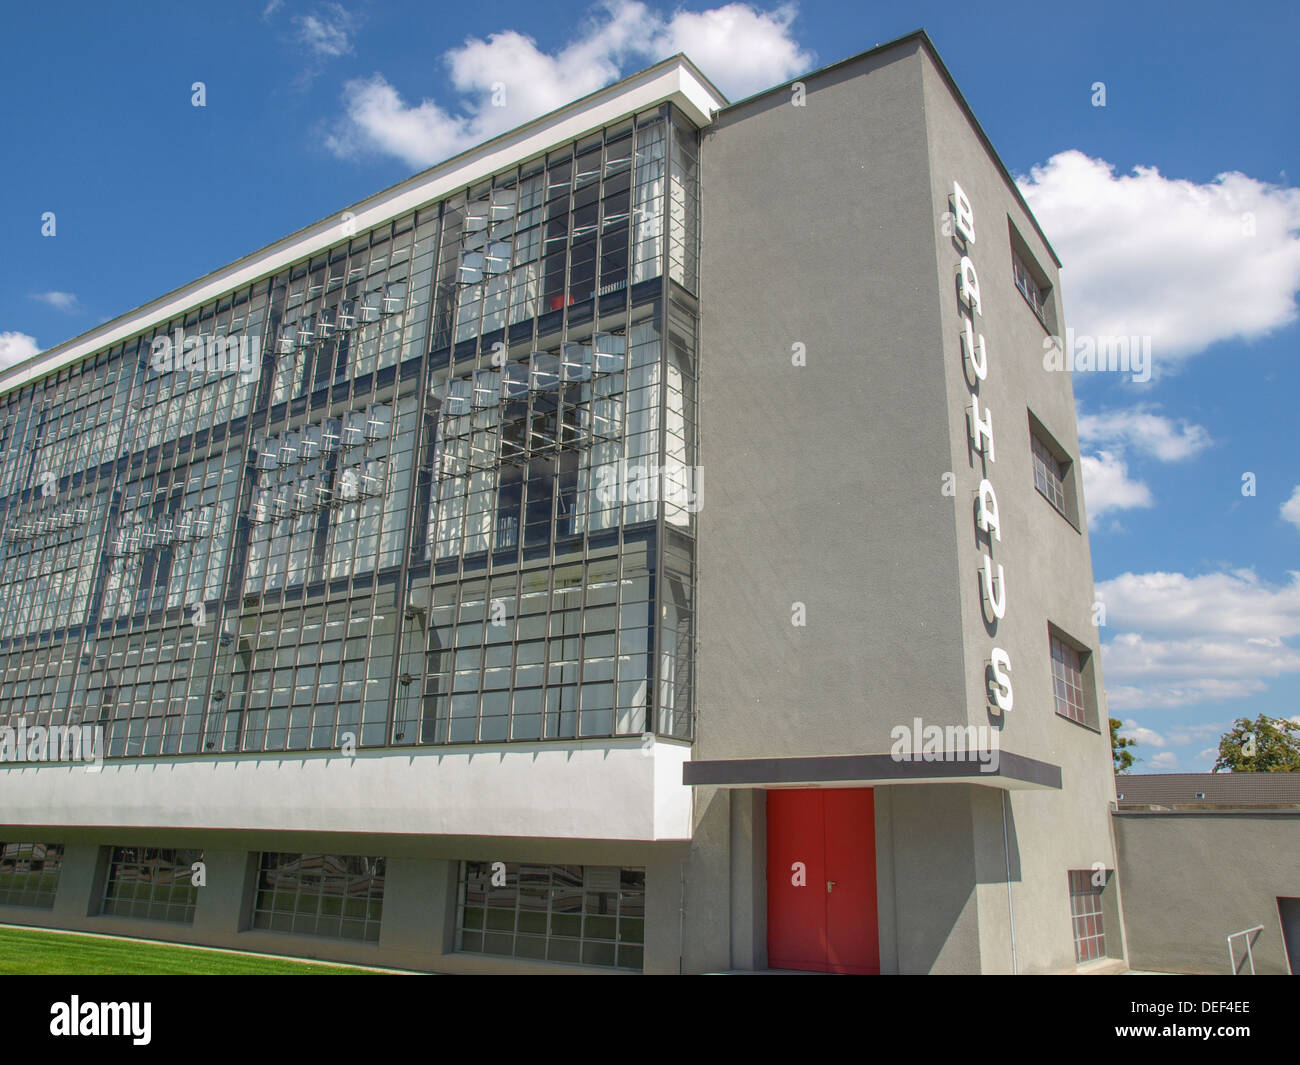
xmin=1012 ymin=251 xmax=1048 ymax=321
xmin=1050 ymin=633 xmax=1089 ymax=725
xmin=1028 ymin=412 xmax=1079 ymax=527
xmin=1067 ymin=870 xmax=1106 ymax=962
xmin=1008 ymin=219 xmax=1054 ymax=330
xmin=1032 ymin=432 xmax=1067 ymax=515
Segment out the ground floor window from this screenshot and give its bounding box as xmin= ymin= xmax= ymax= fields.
xmin=252 ymin=853 xmax=385 ymax=942
xmin=1067 ymin=869 xmax=1106 ymax=962
xmin=0 ymin=842 xmax=64 ymax=909
xmin=457 ymin=862 xmax=644 ymax=969
xmin=102 ymin=847 xmax=203 ymax=923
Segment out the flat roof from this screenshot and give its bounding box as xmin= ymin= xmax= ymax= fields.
xmin=0 ymin=54 xmax=727 ymax=396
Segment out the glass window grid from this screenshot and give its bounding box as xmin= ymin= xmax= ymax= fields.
xmin=0 ymin=112 xmax=700 ymax=762
xmin=1067 ymin=869 xmax=1106 ymax=962
xmin=456 ymin=861 xmax=644 ymax=969
xmin=441 ymin=116 xmax=667 ymax=350
xmin=426 ymin=318 xmax=662 ymax=564
xmin=409 ymin=545 xmax=654 ymax=744
xmin=252 ymin=852 xmax=385 ymax=942
xmin=1 ymin=642 xmax=95 ymax=737
xmin=667 ymin=118 xmax=700 ymax=294
xmin=90 ymin=628 xmax=214 ymax=757
xmin=243 ymin=394 xmax=416 ymax=598
xmin=0 ymin=483 xmax=111 ymax=642
xmin=225 ymin=597 xmax=394 ymax=753
xmin=101 ymin=450 xmax=242 ymax=624
xmin=1051 ymin=634 xmax=1089 ymax=725
xmin=102 ymin=846 xmax=202 ymax=923
xmin=0 ymin=356 xmax=123 ymax=495
xmin=1031 ymin=432 xmax=1068 ymax=516
xmin=0 ymin=842 xmax=64 ymax=909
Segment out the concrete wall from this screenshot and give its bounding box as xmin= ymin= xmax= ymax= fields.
xmin=695 ymin=41 xmax=967 ymax=761
xmin=1114 ymin=812 xmax=1300 ymax=974
xmin=0 ymin=738 xmax=693 ymax=842
xmin=688 ymin=35 xmax=1123 ymax=973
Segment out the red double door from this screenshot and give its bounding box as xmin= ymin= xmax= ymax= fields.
xmin=766 ymin=788 xmax=879 ymax=974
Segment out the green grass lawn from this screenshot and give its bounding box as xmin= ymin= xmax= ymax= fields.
xmin=0 ymin=926 xmax=384 ymax=975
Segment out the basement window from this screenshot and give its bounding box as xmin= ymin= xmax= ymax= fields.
xmin=456 ymin=861 xmax=644 ymax=969
xmin=0 ymin=842 xmax=64 ymax=909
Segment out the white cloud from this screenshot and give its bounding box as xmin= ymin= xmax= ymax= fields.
xmin=1103 ymin=634 xmax=1300 ymax=709
xmin=326 ymin=1 xmax=811 ymax=169
xmin=294 ymin=4 xmax=357 ymax=58
xmin=261 ymin=0 xmax=283 ymax=21
xmin=1018 ymin=150 xmax=1300 ymax=365
xmin=1166 ymin=721 xmax=1227 ymax=747
xmin=1148 ymin=751 xmax=1180 ymax=770
xmin=1282 ymin=486 xmax=1300 ymax=532
xmin=1097 ymin=569 xmax=1300 ymax=638
xmin=1077 ymin=405 xmax=1211 ymax=462
xmin=0 ymin=331 xmax=40 ymax=369
xmin=1098 ymin=569 xmax=1300 ymax=710
xmin=641 ymin=2 xmax=808 ymax=99
xmin=1080 ymin=450 xmax=1152 ymax=518
xmin=1120 ymin=720 xmax=1165 ymax=747
xmin=30 ymin=291 xmax=79 ymax=312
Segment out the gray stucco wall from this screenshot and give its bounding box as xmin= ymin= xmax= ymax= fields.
xmin=695 ymin=40 xmax=968 ymax=763
xmin=689 ymin=36 xmax=1123 ymax=973
xmin=1114 ymin=812 xmax=1300 ymax=974
xmin=916 ymin=45 xmax=1122 ymax=973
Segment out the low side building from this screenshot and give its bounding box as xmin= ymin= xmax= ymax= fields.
xmin=1113 ymin=773 xmax=1300 ymax=975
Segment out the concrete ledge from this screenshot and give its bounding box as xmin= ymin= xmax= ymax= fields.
xmin=0 ymin=738 xmax=695 ymax=841
xmin=683 ymin=751 xmax=1062 ymax=790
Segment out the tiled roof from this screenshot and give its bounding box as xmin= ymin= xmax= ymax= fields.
xmin=1114 ymin=772 xmax=1300 ymax=808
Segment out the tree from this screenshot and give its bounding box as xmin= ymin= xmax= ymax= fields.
xmin=1214 ymin=715 xmax=1300 ymax=772
xmin=1111 ymin=718 xmax=1138 ymax=773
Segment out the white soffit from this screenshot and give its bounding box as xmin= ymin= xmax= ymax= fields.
xmin=1 ymin=57 xmax=726 ymax=395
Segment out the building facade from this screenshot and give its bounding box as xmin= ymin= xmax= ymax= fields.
xmin=1113 ymin=773 xmax=1300 ymax=975
xmin=0 ymin=32 xmax=1123 ymax=974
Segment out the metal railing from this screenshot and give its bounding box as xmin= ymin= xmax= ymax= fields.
xmin=1227 ymin=925 xmax=1264 ymax=975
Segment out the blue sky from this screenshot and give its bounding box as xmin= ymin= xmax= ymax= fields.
xmin=1 ymin=1 xmax=1297 ymax=771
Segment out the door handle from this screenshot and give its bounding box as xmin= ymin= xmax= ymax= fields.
xmin=826 ymin=880 xmax=836 ymax=893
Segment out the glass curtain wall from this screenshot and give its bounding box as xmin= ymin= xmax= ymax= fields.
xmin=0 ymin=104 xmax=699 ymax=759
